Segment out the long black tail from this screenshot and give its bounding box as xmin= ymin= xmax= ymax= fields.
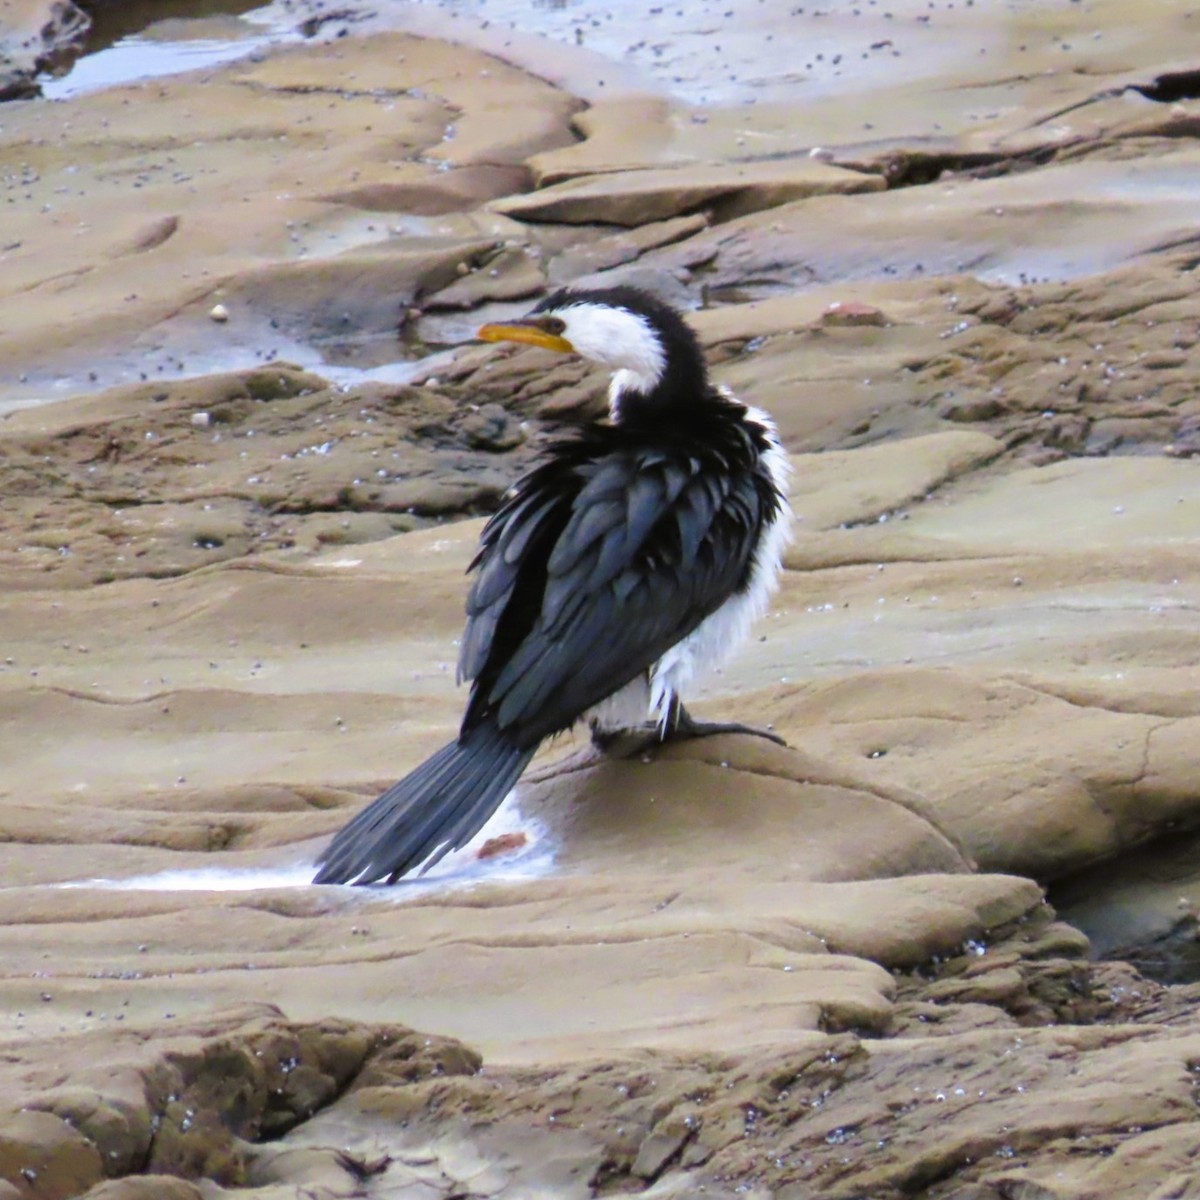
xmin=313 ymin=722 xmax=536 ymax=885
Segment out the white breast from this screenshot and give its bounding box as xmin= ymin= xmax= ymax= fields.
xmin=586 ymin=402 xmax=792 ymax=736
xmin=648 ymin=404 xmax=792 ymax=725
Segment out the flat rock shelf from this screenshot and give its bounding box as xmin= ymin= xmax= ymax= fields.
xmin=1 ymin=1 xmax=1200 ymax=1197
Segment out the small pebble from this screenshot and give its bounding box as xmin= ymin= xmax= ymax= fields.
xmin=209 ymin=303 xmax=229 ymax=323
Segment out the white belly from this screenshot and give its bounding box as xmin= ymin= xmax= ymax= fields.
xmin=584 ymin=675 xmax=653 ymax=733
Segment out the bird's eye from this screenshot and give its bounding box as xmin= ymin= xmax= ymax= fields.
xmin=540 ymin=316 xmax=567 ymax=335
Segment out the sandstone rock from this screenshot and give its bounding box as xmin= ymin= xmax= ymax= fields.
xmin=417 ymin=246 xmax=545 ymax=312
xmin=0 ymin=31 xmax=579 ymax=398
xmin=24 ymin=1080 xmax=154 ymax=1176
xmin=527 ymin=95 xmax=681 ymax=184
xmin=783 ymin=429 xmax=1003 ymax=529
xmin=821 ymin=300 xmax=887 ymax=327
xmin=493 ymin=158 xmax=884 ymax=226
xmin=0 ymin=1109 xmax=103 ymax=1199
xmin=548 ymin=213 xmax=709 ymax=283
xmin=632 ymin=1120 xmax=693 ymax=1179
xmin=0 ymin=366 xmax=541 ymax=587
xmin=320 ymin=163 xmax=533 ymax=216
xmin=79 ymin=1180 xmax=202 ymax=1200
xmin=3 ymin=5 xmax=1200 ymax=1198
xmin=628 ymin=147 xmax=1200 ymax=302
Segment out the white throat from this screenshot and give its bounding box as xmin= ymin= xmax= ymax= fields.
xmin=557 ymin=302 xmax=666 ymax=418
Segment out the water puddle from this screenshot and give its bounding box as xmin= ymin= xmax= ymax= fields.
xmin=32 ymin=0 xmax=844 ymax=108
xmin=0 ymin=342 xmax=466 ymax=420
xmin=82 ymin=0 xmax=267 ymax=46
xmin=33 ymin=0 xmax=655 ymax=103
xmin=0 ymin=290 xmax=526 ymax=417
xmin=52 ymin=795 xmax=552 ymax=897
xmin=1051 ymin=825 xmax=1200 ymax=985
xmin=62 ymin=863 xmax=320 ymax=892
xmin=38 ymin=0 xmax=296 ymax=99
xmin=319 ymin=345 xmax=463 ymax=389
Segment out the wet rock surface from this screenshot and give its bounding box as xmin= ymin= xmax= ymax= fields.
xmin=2 ymin=1 xmax=1200 ymax=1197
xmin=0 ymin=0 xmax=88 ymax=99
xmin=0 ymin=365 xmax=537 ymax=587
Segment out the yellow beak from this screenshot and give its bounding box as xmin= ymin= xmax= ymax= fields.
xmin=476 ymin=322 xmax=575 ymax=354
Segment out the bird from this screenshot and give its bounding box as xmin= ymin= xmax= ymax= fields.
xmin=313 ymin=284 xmax=792 ymax=886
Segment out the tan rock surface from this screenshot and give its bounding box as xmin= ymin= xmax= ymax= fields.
xmin=512 ymin=0 xmax=1200 ymax=168
xmin=3 ymin=1 xmax=1200 ymax=1197
xmin=627 ymin=149 xmax=1200 ymax=294
xmin=491 ymin=158 xmax=885 ymax=226
xmin=0 ymin=28 xmax=579 ymax=399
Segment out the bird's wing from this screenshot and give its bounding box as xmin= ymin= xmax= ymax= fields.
xmin=456 ymin=455 xmax=578 ymax=689
xmin=460 ymin=441 xmax=774 ymax=746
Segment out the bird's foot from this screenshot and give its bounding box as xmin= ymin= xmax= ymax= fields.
xmin=589 ymin=705 xmax=787 ymax=756
xmin=667 ymin=702 xmax=787 ymax=747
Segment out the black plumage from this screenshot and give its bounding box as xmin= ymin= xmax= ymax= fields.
xmin=313 ymin=287 xmax=787 ymax=886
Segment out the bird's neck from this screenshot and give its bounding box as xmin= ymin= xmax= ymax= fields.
xmin=607 ymin=369 xmax=654 ymax=421
xmin=607 ymin=352 xmax=710 ymax=424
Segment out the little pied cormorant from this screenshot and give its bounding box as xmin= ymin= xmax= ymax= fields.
xmin=313 ymin=285 xmax=792 ymax=886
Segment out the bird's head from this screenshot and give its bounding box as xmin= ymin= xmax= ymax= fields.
xmin=477 ymin=286 xmax=707 ymax=418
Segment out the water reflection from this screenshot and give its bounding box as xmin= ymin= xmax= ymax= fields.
xmin=39 ymin=3 xmax=299 ymax=99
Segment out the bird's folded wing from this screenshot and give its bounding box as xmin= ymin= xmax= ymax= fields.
xmin=457 ymin=457 xmax=577 ymax=688
xmin=462 ymin=446 xmax=770 ymax=745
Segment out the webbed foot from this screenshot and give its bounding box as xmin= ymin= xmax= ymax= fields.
xmin=589 ymin=701 xmax=787 ymax=756
xmin=666 ymin=700 xmax=787 ymax=747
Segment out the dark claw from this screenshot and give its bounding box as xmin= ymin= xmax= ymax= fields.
xmin=667 ymin=700 xmax=788 ymax=747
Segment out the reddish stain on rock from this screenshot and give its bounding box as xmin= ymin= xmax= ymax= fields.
xmin=477 ymin=832 xmax=529 ymax=860
xmin=821 ymin=301 xmax=887 ymax=327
